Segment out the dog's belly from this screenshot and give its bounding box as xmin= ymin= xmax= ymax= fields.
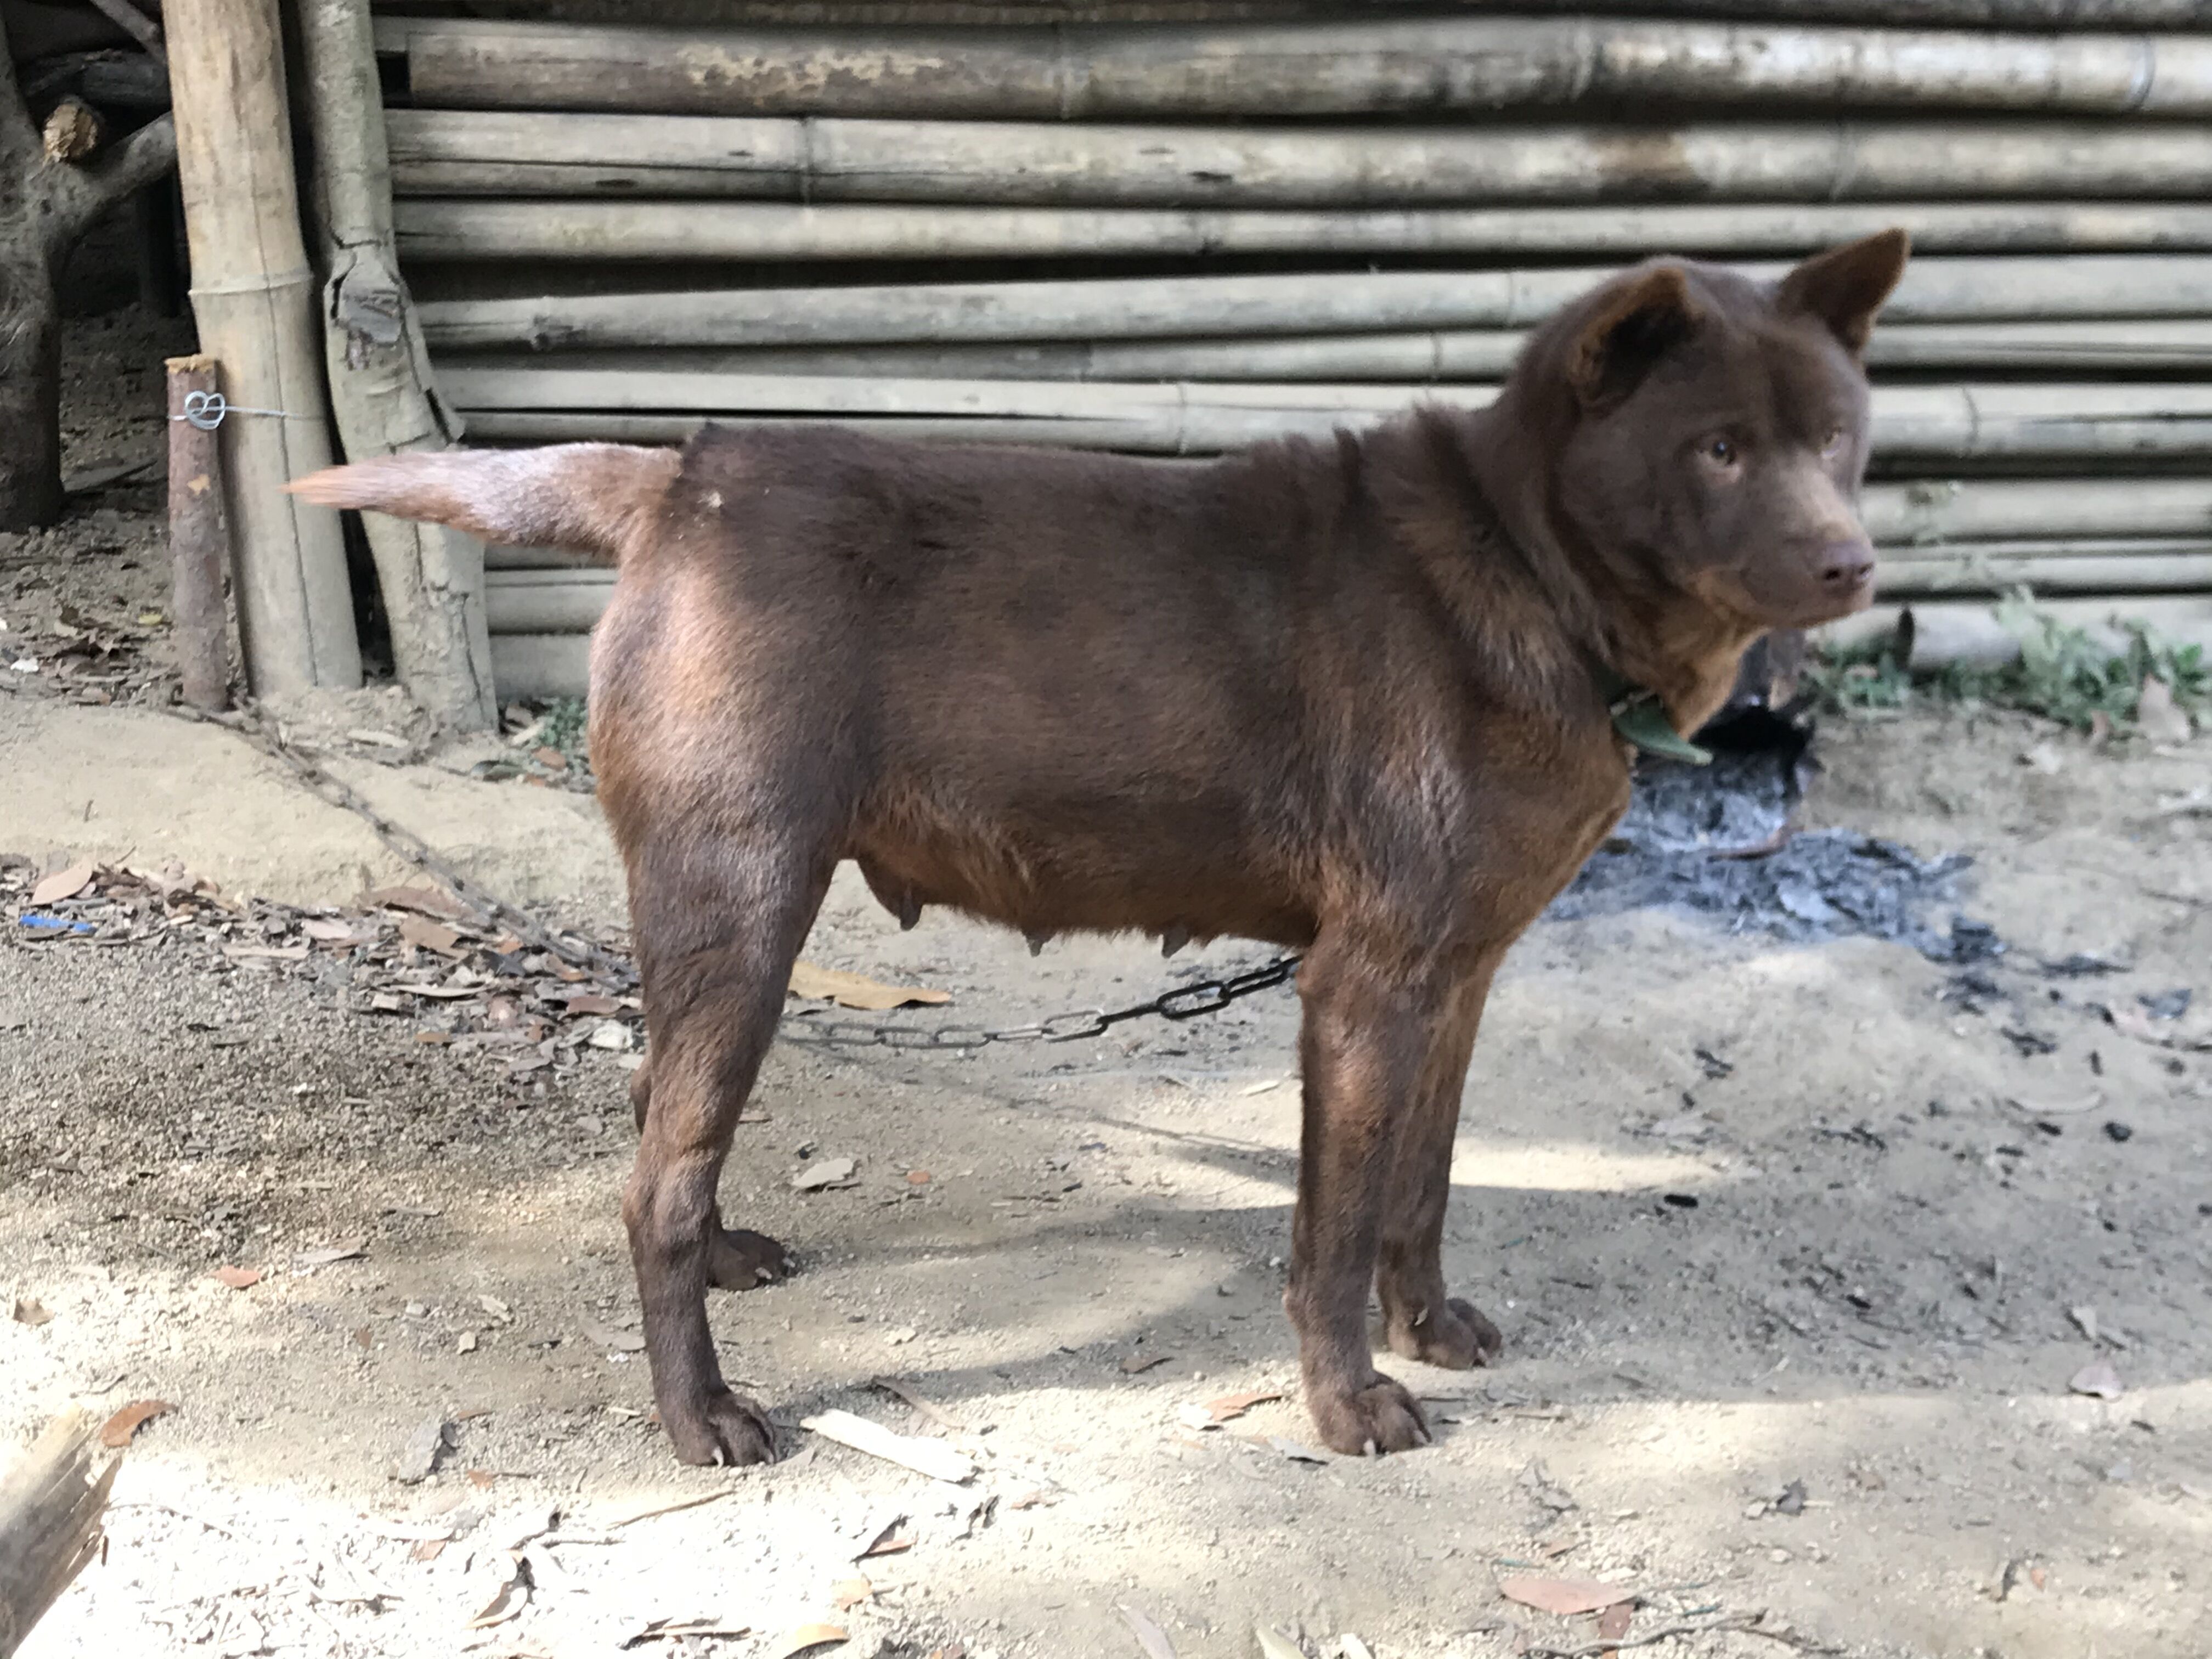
xmin=848 ymin=790 xmax=1317 ymax=949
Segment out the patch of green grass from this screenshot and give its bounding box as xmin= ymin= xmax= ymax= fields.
xmin=538 ymin=696 xmax=589 ymax=764
xmin=1810 ymin=591 xmax=2208 ymax=734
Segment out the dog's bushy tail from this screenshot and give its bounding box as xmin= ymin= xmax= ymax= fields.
xmin=288 ymin=444 xmax=680 ymax=563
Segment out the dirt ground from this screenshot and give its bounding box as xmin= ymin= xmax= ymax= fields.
xmin=5 ymin=302 xmax=2212 ymax=1659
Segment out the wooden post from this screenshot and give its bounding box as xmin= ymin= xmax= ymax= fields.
xmin=298 ymin=0 xmax=494 ymax=731
xmin=166 ymin=354 xmax=229 ymax=712
xmin=0 ymin=1409 xmax=121 ymax=1659
xmin=165 ymin=0 xmax=360 ymax=697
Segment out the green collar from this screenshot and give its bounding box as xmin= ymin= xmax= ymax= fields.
xmin=1596 ymin=669 xmax=1713 ymax=766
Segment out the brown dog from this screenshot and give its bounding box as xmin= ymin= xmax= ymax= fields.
xmin=295 ymin=230 xmax=1905 ymax=1466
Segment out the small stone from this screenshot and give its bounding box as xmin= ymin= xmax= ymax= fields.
xmin=458 ymin=1331 xmax=479 ymax=1354
xmin=405 ymin=1301 xmax=427 ymax=1318
xmin=2103 ymin=1121 xmax=2134 ymax=1143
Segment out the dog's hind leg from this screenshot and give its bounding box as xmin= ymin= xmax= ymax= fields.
xmin=1375 ymin=959 xmax=1505 ymax=1370
xmin=629 ymin=1056 xmax=792 ymax=1291
xmin=1285 ymin=935 xmax=1447 ymax=1456
xmin=622 ymin=833 xmax=832 ymax=1466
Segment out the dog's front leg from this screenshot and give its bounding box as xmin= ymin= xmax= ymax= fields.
xmin=1376 ymin=957 xmax=1506 ymax=1370
xmin=1285 ymin=939 xmax=1449 ymax=1455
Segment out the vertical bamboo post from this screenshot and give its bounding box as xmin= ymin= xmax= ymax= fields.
xmin=298 ymin=0 xmax=495 ymax=731
xmin=166 ymin=353 xmax=229 ymax=711
xmin=164 ymin=0 xmax=360 ymax=696
xmin=0 ymin=1409 xmax=121 ymax=1659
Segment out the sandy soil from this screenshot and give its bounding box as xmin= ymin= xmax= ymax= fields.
xmin=4 ymin=302 xmax=2212 ymax=1659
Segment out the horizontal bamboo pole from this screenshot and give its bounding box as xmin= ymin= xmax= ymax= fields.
xmin=1820 ymin=595 xmax=2212 ymax=670
xmin=438 ymin=368 xmax=2212 ymax=459
xmin=384 ymin=111 xmax=2212 ymax=207
xmin=451 ymin=318 xmax=2212 ymax=383
xmin=490 ymin=631 xmax=590 ymax=701
xmin=484 ymin=542 xmax=2212 ymax=635
xmin=489 ymin=603 xmax=2212 ymax=699
xmin=393 ymin=199 xmax=2212 ymax=264
xmin=376 ymin=16 xmax=2212 ymax=121
xmin=1860 ymin=477 xmax=2212 ymax=543
xmin=1878 ymin=542 xmax=2212 ymax=595
xmin=416 ymin=256 xmax=2212 ymax=352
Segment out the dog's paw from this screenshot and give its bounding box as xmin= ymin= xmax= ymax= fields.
xmin=663 ymin=1387 xmax=777 ymax=1467
xmin=1308 ymin=1373 xmax=1431 ymax=1456
xmin=1386 ymin=1295 xmax=1503 ymax=1369
xmin=707 ymin=1227 xmax=793 ymax=1291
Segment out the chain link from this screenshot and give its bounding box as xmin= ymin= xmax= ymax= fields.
xmin=168 ymin=699 xmax=1299 ymax=1047
xmin=778 ymin=953 xmax=1302 ymax=1049
xmin=165 ymin=699 xmax=625 ymax=978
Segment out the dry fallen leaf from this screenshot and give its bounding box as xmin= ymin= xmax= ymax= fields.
xmin=1597 ymin=1601 xmax=1634 ymax=1640
xmin=465 ymin=1559 xmax=531 ymax=1628
xmin=625 ymin=1619 xmax=754 ymax=1647
xmin=31 ymin=859 xmax=94 ymax=906
xmin=1255 ymin=1627 xmax=1305 ymax=1659
xmin=361 ymin=883 xmax=471 ymax=921
xmin=856 ymin=1520 xmax=913 ymax=1559
xmin=1121 ymin=1352 xmax=1171 ymax=1374
xmin=788 ymin=961 xmax=951 ymax=1011
xmin=566 ymin=992 xmax=622 ymax=1017
xmin=2070 ymin=1360 xmax=2125 ymax=1401
xmin=1206 ymin=1389 xmax=1284 ymax=1423
xmin=100 ymin=1398 xmax=174 ymax=1447
xmin=597 ymin=1490 xmax=730 ymax=1530
xmin=399 ymin=915 xmax=464 ymax=956
xmin=211 ymin=1265 xmax=262 ymax=1291
xmin=582 ymin=1317 xmax=646 ymax=1353
xmin=1118 ymin=1604 xmax=1178 ymax=1659
xmin=1338 ymin=1639 xmax=1376 ymax=1659
xmin=792 ymin=1157 xmax=859 ymax=1192
xmin=802 ymin=1409 xmax=975 ymax=1482
xmin=295 ymin=1239 xmax=368 ymax=1269
xmin=765 ymin=1624 xmax=847 ymax=1659
xmin=1498 ymin=1576 xmax=1637 ymax=1617
xmin=10 ymin=1295 xmax=52 ymax=1326
xmin=832 ymin=1577 xmax=873 ymax=1610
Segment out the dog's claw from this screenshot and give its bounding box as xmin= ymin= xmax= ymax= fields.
xmin=1386 ymin=1295 xmax=1502 ymax=1369
xmin=665 ymin=1386 xmax=776 ymax=1468
xmin=1310 ymin=1373 xmax=1430 ymax=1456
xmin=707 ymin=1227 xmax=793 ymax=1293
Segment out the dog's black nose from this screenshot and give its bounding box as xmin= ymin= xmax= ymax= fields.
xmin=1816 ymin=543 xmax=1875 ymax=592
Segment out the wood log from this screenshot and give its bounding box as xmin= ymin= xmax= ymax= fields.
xmin=166 ymin=353 xmax=229 ymax=711
xmin=298 ymin=0 xmax=495 ymax=732
xmin=392 ymin=199 xmax=2212 ymax=264
xmin=0 ymin=1409 xmax=121 ymax=1659
xmin=1860 ymin=478 xmax=2212 ymax=543
xmin=438 ymin=368 xmax=2212 ymax=460
xmin=416 ymin=256 xmax=2212 ymax=352
xmin=166 ymin=0 xmax=360 ymax=695
xmin=455 ymin=318 xmax=2212 ymax=383
xmin=375 ymin=16 xmax=2212 ymax=121
xmin=382 ymin=111 xmax=2212 ymax=207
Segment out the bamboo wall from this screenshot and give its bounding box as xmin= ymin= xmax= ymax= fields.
xmin=366 ymin=3 xmax=2212 ymax=698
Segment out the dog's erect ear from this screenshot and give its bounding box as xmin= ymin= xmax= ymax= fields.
xmin=1567 ymin=265 xmax=1701 ymax=408
xmin=1778 ymin=228 xmax=1911 ymax=357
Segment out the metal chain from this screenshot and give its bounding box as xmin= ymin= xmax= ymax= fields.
xmin=165 ymin=699 xmax=623 ymax=976
xmin=780 ymin=952 xmax=1302 ymax=1049
xmin=165 ymin=698 xmax=1300 ymax=1046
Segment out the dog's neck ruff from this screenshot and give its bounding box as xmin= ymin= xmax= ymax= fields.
xmin=1594 ymin=667 xmax=1714 ymax=766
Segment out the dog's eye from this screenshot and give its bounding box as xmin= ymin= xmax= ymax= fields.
xmin=1699 ymin=435 xmax=1738 ymax=467
xmin=1821 ymin=426 xmax=1848 ymax=459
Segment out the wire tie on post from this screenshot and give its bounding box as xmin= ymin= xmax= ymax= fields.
xmin=167 ymin=390 xmax=304 ymax=431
